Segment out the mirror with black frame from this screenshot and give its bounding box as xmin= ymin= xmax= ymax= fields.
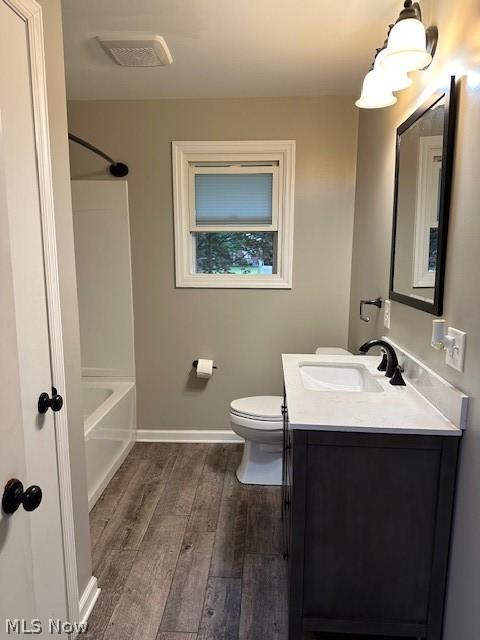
xmin=389 ymin=76 xmax=457 ymax=316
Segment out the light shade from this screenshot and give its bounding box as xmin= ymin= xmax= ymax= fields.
xmin=375 ymin=49 xmax=412 ymax=92
xmin=380 ymin=18 xmax=432 ymax=72
xmin=355 ymin=69 xmax=398 ymax=109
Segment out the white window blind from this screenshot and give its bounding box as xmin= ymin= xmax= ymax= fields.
xmin=194 ymin=172 xmax=273 ymax=225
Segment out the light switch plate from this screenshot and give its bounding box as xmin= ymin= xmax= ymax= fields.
xmin=445 ymin=327 xmax=466 ymax=372
xmin=384 ymin=299 xmax=391 ymax=329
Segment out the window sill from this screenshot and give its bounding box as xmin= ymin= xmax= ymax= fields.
xmin=175 ymin=273 xmax=292 ymax=289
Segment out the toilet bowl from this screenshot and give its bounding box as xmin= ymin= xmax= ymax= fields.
xmin=230 ymin=350 xmax=351 ymax=486
xmin=230 ymin=396 xmax=283 ymax=486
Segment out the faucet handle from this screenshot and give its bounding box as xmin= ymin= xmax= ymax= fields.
xmin=377 ymin=351 xmax=388 ymax=372
xmin=389 ymin=366 xmax=406 ymax=386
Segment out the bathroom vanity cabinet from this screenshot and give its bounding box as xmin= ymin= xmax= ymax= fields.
xmin=282 ymin=402 xmax=460 ymax=640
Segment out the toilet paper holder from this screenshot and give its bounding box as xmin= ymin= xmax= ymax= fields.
xmin=192 ymin=360 xmax=217 ymax=370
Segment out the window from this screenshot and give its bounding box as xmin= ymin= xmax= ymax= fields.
xmin=172 ymin=141 xmax=295 ymax=288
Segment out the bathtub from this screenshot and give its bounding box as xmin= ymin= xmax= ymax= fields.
xmin=82 ymin=378 xmax=136 ymax=510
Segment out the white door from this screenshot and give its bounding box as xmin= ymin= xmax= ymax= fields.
xmin=0 ymin=0 xmax=69 ymax=635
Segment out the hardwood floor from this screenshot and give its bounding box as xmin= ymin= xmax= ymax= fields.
xmin=86 ymin=443 xmax=287 ymax=640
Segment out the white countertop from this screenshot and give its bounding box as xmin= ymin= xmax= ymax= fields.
xmin=282 ymin=354 xmax=462 ymax=437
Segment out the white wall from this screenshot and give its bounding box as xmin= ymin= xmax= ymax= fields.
xmin=72 ymin=180 xmax=135 ymax=378
xmin=37 ymin=0 xmax=92 ymax=598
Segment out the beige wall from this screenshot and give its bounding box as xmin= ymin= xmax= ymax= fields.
xmin=348 ymin=0 xmax=480 ymax=637
xmin=68 ymin=97 xmax=358 ymax=430
xmin=38 ymin=0 xmax=92 ymax=597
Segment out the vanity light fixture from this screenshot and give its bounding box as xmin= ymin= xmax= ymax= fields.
xmin=379 ymin=1 xmax=438 ymax=73
xmin=355 ymin=64 xmax=397 ymax=109
xmin=375 ymin=44 xmax=412 ymax=92
xmin=355 ymin=44 xmax=412 ymax=109
xmin=356 ymin=1 xmax=438 ymax=109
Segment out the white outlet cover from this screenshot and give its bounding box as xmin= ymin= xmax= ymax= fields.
xmin=446 ymin=327 xmax=466 ymax=372
xmin=384 ymin=299 xmax=391 ymax=329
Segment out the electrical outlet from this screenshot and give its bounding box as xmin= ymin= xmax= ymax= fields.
xmin=445 ymin=327 xmax=466 ymax=372
xmin=384 ymin=299 xmax=391 ymax=329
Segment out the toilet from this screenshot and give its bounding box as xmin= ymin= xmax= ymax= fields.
xmin=230 ymin=347 xmax=351 ymax=486
xmin=230 ymin=396 xmax=284 ymax=485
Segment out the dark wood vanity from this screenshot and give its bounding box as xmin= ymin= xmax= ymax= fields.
xmin=282 ymin=399 xmax=460 ymax=640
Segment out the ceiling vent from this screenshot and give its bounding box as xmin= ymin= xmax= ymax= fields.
xmin=97 ymin=34 xmax=173 ymax=67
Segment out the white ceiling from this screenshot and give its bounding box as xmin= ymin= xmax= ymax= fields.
xmin=62 ymin=0 xmax=401 ymax=100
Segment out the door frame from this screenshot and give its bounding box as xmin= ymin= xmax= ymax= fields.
xmin=4 ymin=0 xmax=80 ymax=621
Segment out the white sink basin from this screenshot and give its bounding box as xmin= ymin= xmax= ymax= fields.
xmin=299 ymin=362 xmax=384 ymax=393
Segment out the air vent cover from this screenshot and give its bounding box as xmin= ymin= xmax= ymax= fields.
xmin=97 ymin=34 xmax=173 ymax=67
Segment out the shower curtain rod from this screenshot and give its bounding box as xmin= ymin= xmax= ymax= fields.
xmin=68 ymin=133 xmax=129 ymax=177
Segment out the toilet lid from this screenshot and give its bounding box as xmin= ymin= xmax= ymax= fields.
xmin=230 ymin=396 xmax=283 ymax=421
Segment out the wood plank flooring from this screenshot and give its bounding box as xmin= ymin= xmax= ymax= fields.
xmin=86 ymin=443 xmax=287 ymax=640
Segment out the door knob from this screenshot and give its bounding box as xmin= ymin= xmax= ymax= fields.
xmin=2 ymin=479 xmax=42 ymax=514
xmin=38 ymin=387 xmax=63 ymax=414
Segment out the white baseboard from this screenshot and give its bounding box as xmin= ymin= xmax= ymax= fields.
xmin=136 ymin=429 xmax=243 ymax=443
xmin=79 ymin=576 xmax=100 ymax=626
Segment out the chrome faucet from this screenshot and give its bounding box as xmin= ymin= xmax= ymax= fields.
xmin=358 ymin=339 xmax=406 ymax=386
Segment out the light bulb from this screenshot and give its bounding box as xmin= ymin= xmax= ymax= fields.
xmin=381 ymin=18 xmax=432 ymax=73
xmin=355 ymin=69 xmax=398 ymax=109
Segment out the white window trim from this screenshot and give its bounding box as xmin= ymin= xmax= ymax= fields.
xmin=412 ymin=135 xmax=443 ymax=288
xmin=172 ymin=140 xmax=295 ymax=288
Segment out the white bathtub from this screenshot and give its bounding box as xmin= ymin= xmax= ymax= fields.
xmin=82 ymin=378 xmax=136 ymax=510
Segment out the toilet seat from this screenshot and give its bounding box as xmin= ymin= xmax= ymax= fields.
xmin=230 ymin=396 xmax=283 ymax=421
xmin=230 ymin=412 xmax=282 ymax=432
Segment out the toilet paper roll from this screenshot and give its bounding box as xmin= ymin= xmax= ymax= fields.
xmin=196 ymin=358 xmax=214 ymax=379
